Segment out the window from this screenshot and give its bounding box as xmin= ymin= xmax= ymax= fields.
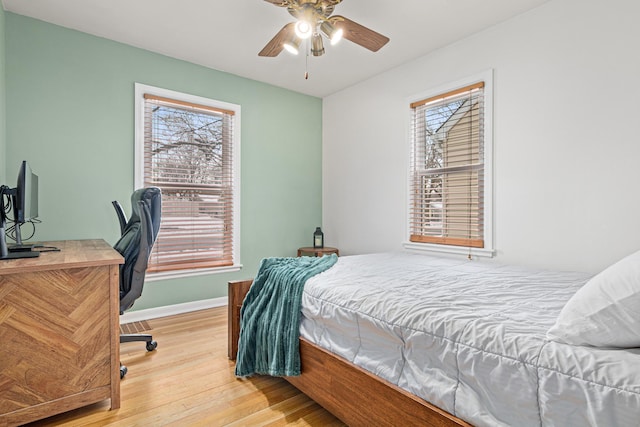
xmin=406 ymin=72 xmax=493 ymax=256
xmin=135 ymin=84 xmax=240 ymax=275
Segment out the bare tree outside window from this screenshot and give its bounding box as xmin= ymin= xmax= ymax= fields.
xmin=142 ymin=94 xmax=237 ymax=272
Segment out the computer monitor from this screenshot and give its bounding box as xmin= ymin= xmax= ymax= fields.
xmin=0 ymin=160 xmax=40 ymax=259
xmin=12 ymin=160 xmax=39 ymax=244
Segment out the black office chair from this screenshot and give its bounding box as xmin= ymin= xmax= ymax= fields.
xmin=112 ymin=187 xmax=162 ymax=379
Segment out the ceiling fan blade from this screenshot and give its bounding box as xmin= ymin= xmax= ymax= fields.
xmin=331 ymin=15 xmax=389 ymax=52
xmin=264 ymin=0 xmax=289 ymax=6
xmin=259 ymin=22 xmax=295 ymax=57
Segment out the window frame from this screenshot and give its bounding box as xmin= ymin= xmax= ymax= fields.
xmin=134 ymin=83 xmax=242 ymax=280
xmin=403 ymin=70 xmax=494 ymax=258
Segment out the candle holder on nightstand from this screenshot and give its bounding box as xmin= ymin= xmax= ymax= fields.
xmin=313 ymin=227 xmax=324 ymax=248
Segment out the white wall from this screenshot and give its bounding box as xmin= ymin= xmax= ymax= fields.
xmin=323 ymin=0 xmax=640 ymax=274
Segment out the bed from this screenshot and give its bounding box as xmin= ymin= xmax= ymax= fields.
xmin=228 ymin=251 xmax=640 ymax=426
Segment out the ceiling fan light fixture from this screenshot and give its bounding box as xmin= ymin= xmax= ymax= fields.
xmin=283 ymin=34 xmax=302 ymax=55
xmin=311 ymin=33 xmax=325 ymax=56
xmin=320 ymin=21 xmax=343 ymax=45
xmin=294 ymin=19 xmax=313 ymax=39
xmin=259 ymin=0 xmax=390 ymax=67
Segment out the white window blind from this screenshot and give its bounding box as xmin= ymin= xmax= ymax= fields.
xmin=142 ymin=93 xmax=236 ymax=272
xmin=409 ymin=82 xmax=485 ymax=249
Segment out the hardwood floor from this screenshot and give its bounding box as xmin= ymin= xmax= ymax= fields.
xmin=25 ymin=307 xmax=345 ymax=426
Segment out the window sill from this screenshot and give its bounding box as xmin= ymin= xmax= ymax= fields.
xmin=145 ymin=264 xmax=243 ymax=281
xmin=402 ymin=241 xmax=494 ymax=258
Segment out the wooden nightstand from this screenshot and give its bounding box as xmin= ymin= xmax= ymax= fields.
xmin=297 ymin=247 xmax=340 ymax=257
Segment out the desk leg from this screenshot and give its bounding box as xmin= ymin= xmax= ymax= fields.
xmin=109 ymin=264 xmax=121 ymax=409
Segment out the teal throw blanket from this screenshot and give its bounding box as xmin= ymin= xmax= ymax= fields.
xmin=235 ymin=254 xmax=338 ymax=377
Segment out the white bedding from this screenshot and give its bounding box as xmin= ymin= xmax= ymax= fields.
xmin=298 ymin=252 xmax=640 ymax=426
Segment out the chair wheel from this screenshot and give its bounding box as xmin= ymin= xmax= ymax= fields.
xmin=146 ymin=340 xmax=158 ymax=351
xmin=120 ymin=365 xmax=128 ymax=379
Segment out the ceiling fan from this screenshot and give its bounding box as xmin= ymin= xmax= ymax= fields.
xmin=259 ymin=0 xmax=390 ymax=58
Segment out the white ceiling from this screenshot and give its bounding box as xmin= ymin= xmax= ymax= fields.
xmin=2 ymin=0 xmax=551 ymax=98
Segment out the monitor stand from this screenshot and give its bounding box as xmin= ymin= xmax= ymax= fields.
xmin=0 ymin=190 xmax=40 ymax=260
xmin=8 ymin=244 xmax=36 ymax=252
xmin=0 ymin=225 xmax=39 ymax=260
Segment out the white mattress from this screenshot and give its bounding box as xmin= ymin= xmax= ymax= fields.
xmin=299 ymin=252 xmax=640 ymax=426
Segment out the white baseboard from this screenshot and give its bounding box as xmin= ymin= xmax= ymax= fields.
xmin=120 ymin=297 xmax=227 ymax=324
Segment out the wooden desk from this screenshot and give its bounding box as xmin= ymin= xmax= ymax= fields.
xmin=0 ymin=239 xmax=123 ymax=427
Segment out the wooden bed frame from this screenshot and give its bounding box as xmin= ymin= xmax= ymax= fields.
xmin=227 ymin=279 xmax=471 ymax=427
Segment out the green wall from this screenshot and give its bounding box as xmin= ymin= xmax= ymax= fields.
xmin=0 ymin=7 xmax=6 ymax=183
xmin=4 ymin=13 xmax=323 ymax=310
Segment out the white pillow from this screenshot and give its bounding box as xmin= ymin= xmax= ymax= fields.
xmin=547 ymin=249 xmax=640 ymax=348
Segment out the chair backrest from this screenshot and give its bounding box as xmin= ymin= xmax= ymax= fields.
xmin=113 ymin=187 xmax=162 ymax=314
